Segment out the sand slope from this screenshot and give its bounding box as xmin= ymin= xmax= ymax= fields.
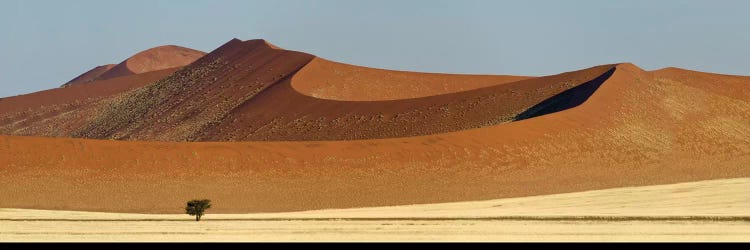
xmin=652 ymin=67 xmax=750 ymax=101
xmin=60 ymin=64 xmax=116 ymax=87
xmin=1 ymin=45 xmax=206 ymax=137
xmin=0 ymin=68 xmax=180 ymax=137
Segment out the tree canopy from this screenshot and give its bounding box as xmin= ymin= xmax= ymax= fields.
xmin=185 ymin=199 xmax=212 ymax=221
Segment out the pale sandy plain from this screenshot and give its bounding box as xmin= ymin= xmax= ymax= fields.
xmin=1 ymin=178 xmax=747 ymax=242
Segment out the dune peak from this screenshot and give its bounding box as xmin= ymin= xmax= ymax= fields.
xmin=615 ymin=62 xmax=644 ymax=72
xmin=93 ymin=44 xmax=206 ymax=81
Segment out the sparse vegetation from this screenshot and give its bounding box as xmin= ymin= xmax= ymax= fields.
xmin=185 ymin=199 xmax=212 ymax=221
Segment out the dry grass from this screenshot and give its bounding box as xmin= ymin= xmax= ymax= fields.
xmin=2 ymin=220 xmax=747 ymax=242
xmin=1 ymin=178 xmax=747 ymax=242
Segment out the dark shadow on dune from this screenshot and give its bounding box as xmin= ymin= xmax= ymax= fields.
xmin=514 ymin=67 xmax=616 ymax=121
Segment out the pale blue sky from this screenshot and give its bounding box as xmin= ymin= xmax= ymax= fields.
xmin=1 ymin=0 xmax=749 ymax=97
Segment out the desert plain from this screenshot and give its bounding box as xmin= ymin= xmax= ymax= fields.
xmin=1 ymin=178 xmax=748 ymax=241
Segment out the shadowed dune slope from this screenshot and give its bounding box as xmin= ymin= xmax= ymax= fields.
xmin=61 ymin=64 xmax=116 ymax=87
xmin=94 ymin=45 xmax=206 ymax=81
xmin=1 ymin=63 xmax=748 ymax=213
xmin=292 ymin=57 xmax=533 ymax=101
xmin=71 ymin=38 xmax=614 ymax=141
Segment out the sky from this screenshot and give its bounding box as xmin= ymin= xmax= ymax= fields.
xmin=1 ymin=0 xmax=749 ymax=98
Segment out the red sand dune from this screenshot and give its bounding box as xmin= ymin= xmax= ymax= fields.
xmin=61 ymin=64 xmax=116 ymax=87
xmin=61 ymin=39 xmax=611 ymax=141
xmin=0 ymin=68 xmax=179 ymax=137
xmin=4 ymin=38 xmax=594 ymax=142
xmin=1 ymin=45 xmax=205 ymax=137
xmin=0 ymin=39 xmax=748 ymax=213
xmin=94 ymin=45 xmax=206 ymax=81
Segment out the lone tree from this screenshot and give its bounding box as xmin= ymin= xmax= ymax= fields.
xmin=185 ymin=199 xmax=212 ymax=221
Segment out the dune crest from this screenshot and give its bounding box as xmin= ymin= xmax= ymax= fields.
xmin=291 ymin=57 xmax=532 ymax=101
xmin=94 ymin=45 xmax=206 ymax=81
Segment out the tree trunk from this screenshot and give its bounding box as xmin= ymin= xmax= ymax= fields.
xmin=196 ymin=215 xmax=200 ymax=221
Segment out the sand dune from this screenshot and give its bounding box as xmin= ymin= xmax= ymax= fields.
xmin=2 ymin=38 xmax=614 ymax=141
xmin=60 ymin=38 xmax=613 ymax=141
xmin=1 ymin=45 xmax=205 ymax=137
xmin=72 ymin=39 xmax=317 ymax=141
